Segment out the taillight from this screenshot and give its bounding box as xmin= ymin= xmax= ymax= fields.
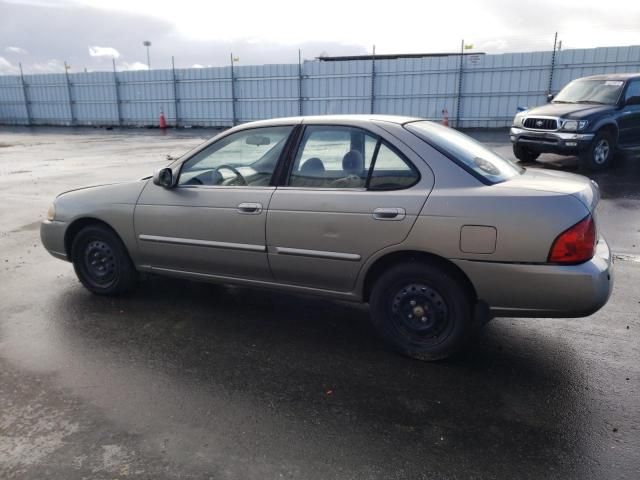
xmin=548 ymin=215 xmax=596 ymax=264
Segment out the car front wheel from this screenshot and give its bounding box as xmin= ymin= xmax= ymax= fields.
xmin=369 ymin=262 xmax=473 ymax=361
xmin=580 ymin=130 xmax=615 ymax=171
xmin=513 ymin=144 xmax=540 ymax=163
xmin=71 ymin=224 xmax=138 ymax=295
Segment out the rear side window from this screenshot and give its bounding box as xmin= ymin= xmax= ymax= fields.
xmin=405 ymin=121 xmax=523 ymax=184
xmin=369 ymin=143 xmax=419 ymax=190
xmin=288 ymin=125 xmax=419 ymax=190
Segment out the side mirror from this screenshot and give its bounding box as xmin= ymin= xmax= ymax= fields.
xmin=153 ymin=167 xmax=175 ymax=188
xmin=546 ymin=93 xmax=555 ymax=103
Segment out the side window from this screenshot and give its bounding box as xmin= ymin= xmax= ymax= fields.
xmin=369 ymin=143 xmax=420 ymax=190
xmin=289 ymin=126 xmax=377 ymax=188
xmin=625 ymin=81 xmax=640 ymax=105
xmin=178 ymin=126 xmax=292 ymax=186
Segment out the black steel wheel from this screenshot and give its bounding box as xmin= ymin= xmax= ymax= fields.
xmin=71 ymin=224 xmax=138 ymax=295
xmin=369 ymin=262 xmax=473 ymax=361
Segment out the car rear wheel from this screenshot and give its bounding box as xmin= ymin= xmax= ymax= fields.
xmin=71 ymin=224 xmax=138 ymax=295
xmin=513 ymin=144 xmax=540 ymax=163
xmin=580 ymin=130 xmax=615 ymax=171
xmin=369 ymin=262 xmax=473 ymax=361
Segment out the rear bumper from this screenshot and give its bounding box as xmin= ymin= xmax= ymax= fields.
xmin=510 ymin=127 xmax=594 ymax=154
xmin=40 ymin=220 xmax=70 ymax=261
xmin=453 ymin=236 xmax=613 ymax=318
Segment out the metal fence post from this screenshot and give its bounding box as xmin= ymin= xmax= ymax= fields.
xmin=172 ymin=56 xmax=179 ymax=128
xmin=112 ymin=58 xmax=122 ymax=127
xmin=18 ymin=63 xmax=31 ymax=126
xmin=455 ymin=40 xmax=464 ymax=128
xmin=298 ymin=49 xmax=303 ymax=116
xmin=64 ymin=61 xmax=75 ymax=125
xmin=230 ymin=53 xmax=237 ymax=126
xmin=370 ymin=45 xmax=376 ymax=114
xmin=547 ymin=32 xmax=558 ymax=95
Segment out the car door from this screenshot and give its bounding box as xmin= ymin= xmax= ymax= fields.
xmin=134 ymin=125 xmax=295 ymax=280
xmin=266 ymin=124 xmax=433 ymax=292
xmin=619 ymin=80 xmax=640 ymax=147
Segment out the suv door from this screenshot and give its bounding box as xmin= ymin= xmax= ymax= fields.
xmin=619 ymin=80 xmax=640 ymax=147
xmin=134 ymin=125 xmax=294 ymax=280
xmin=266 ymin=124 xmax=433 ymax=292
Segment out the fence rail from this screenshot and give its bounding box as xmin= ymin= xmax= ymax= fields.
xmin=0 ymin=45 xmax=639 ymax=128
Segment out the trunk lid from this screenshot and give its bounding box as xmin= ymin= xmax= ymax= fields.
xmin=496 ymin=168 xmax=599 ymax=211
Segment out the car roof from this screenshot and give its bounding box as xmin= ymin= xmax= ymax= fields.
xmin=577 ymin=72 xmax=640 ymax=81
xmin=236 ymin=114 xmax=423 ymax=129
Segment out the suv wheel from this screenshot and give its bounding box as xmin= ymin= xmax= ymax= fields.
xmin=369 ymin=262 xmax=473 ymax=361
xmin=513 ymin=144 xmax=540 ymax=163
xmin=580 ymin=130 xmax=615 ymax=171
xmin=71 ymin=224 xmax=138 ymax=295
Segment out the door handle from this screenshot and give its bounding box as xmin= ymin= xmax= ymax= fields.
xmin=237 ymin=202 xmax=263 ymax=214
xmin=373 ymin=207 xmax=406 ymax=221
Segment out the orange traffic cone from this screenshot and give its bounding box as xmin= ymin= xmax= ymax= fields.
xmin=159 ymin=110 xmax=167 ymax=129
xmin=441 ymin=108 xmax=449 ymax=127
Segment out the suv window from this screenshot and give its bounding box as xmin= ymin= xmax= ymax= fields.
xmin=288 ymin=125 xmax=419 ymax=190
xmin=179 ymin=126 xmax=292 ymax=186
xmin=624 ymin=81 xmax=640 ymax=105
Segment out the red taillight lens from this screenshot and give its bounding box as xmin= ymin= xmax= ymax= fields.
xmin=548 ymin=215 xmax=596 ymax=264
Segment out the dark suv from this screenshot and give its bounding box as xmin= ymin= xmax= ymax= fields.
xmin=510 ymin=73 xmax=640 ymax=170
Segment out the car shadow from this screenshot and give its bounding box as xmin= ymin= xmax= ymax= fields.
xmin=45 ymin=275 xmax=595 ymax=478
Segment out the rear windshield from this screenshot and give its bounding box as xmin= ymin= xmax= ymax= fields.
xmin=405 ymin=121 xmax=523 ymax=184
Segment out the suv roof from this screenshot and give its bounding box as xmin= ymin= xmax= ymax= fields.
xmin=578 ymin=72 xmax=640 ymax=81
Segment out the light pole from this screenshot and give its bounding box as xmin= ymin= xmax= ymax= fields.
xmin=143 ymin=40 xmax=152 ymax=69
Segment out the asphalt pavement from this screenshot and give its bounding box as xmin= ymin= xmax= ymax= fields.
xmin=0 ymin=126 xmax=638 ymax=479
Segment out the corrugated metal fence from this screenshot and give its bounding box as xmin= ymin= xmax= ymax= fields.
xmin=1 ymin=45 xmax=639 ymax=128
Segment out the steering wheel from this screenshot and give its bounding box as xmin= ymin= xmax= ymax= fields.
xmin=215 ymin=164 xmax=248 ymax=186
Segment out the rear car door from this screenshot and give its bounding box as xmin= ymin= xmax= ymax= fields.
xmin=266 ymin=124 xmax=433 ymax=292
xmin=619 ymin=80 xmax=640 ymax=147
xmin=134 ymin=125 xmax=294 ymax=280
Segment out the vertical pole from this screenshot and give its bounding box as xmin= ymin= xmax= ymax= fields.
xmin=112 ymin=58 xmax=122 ymax=127
xmin=455 ymin=40 xmax=464 ymax=129
xmin=19 ymin=63 xmax=31 ymax=126
xmin=146 ymin=46 xmax=151 ymax=70
xmin=547 ymin=32 xmax=558 ymax=96
xmin=64 ymin=61 xmax=75 ymax=125
xmin=298 ymin=49 xmax=303 ymax=116
xmin=230 ymin=53 xmax=237 ymax=126
xmin=370 ymin=45 xmax=376 ymax=114
xmin=172 ymin=56 xmax=179 ymax=128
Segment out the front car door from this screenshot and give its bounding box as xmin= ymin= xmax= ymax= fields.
xmin=618 ymin=79 xmax=640 ymax=147
xmin=134 ymin=125 xmax=295 ymax=281
xmin=266 ymin=122 xmax=434 ymax=292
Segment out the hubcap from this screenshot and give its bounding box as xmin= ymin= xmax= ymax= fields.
xmin=593 ymin=139 xmax=610 ymax=165
xmin=84 ymin=240 xmax=116 ymax=284
xmin=390 ymin=283 xmax=450 ymax=345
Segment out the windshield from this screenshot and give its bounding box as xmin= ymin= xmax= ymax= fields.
xmin=553 ymin=79 xmax=625 ymax=105
xmin=405 ymin=121 xmax=523 ymax=184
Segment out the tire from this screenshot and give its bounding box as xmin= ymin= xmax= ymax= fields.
xmin=71 ymin=224 xmax=138 ymax=295
xmin=513 ymin=144 xmax=540 ymax=163
xmin=580 ymin=130 xmax=615 ymax=171
xmin=369 ymin=262 xmax=473 ymax=361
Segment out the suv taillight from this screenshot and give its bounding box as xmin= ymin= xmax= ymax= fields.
xmin=548 ymin=215 xmax=596 ymax=264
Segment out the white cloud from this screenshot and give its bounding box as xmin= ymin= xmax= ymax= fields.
xmin=0 ymin=57 xmax=20 ymax=75
xmin=5 ymin=46 xmax=28 ymax=55
xmin=119 ymin=61 xmax=149 ymax=71
xmin=30 ymin=59 xmax=65 ymax=74
xmin=88 ymin=46 xmax=120 ymax=58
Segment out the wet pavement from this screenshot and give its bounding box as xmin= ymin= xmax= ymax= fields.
xmin=0 ymin=126 xmax=639 ymax=479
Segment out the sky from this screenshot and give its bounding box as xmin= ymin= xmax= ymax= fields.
xmin=1 ymin=0 xmax=639 ymax=75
